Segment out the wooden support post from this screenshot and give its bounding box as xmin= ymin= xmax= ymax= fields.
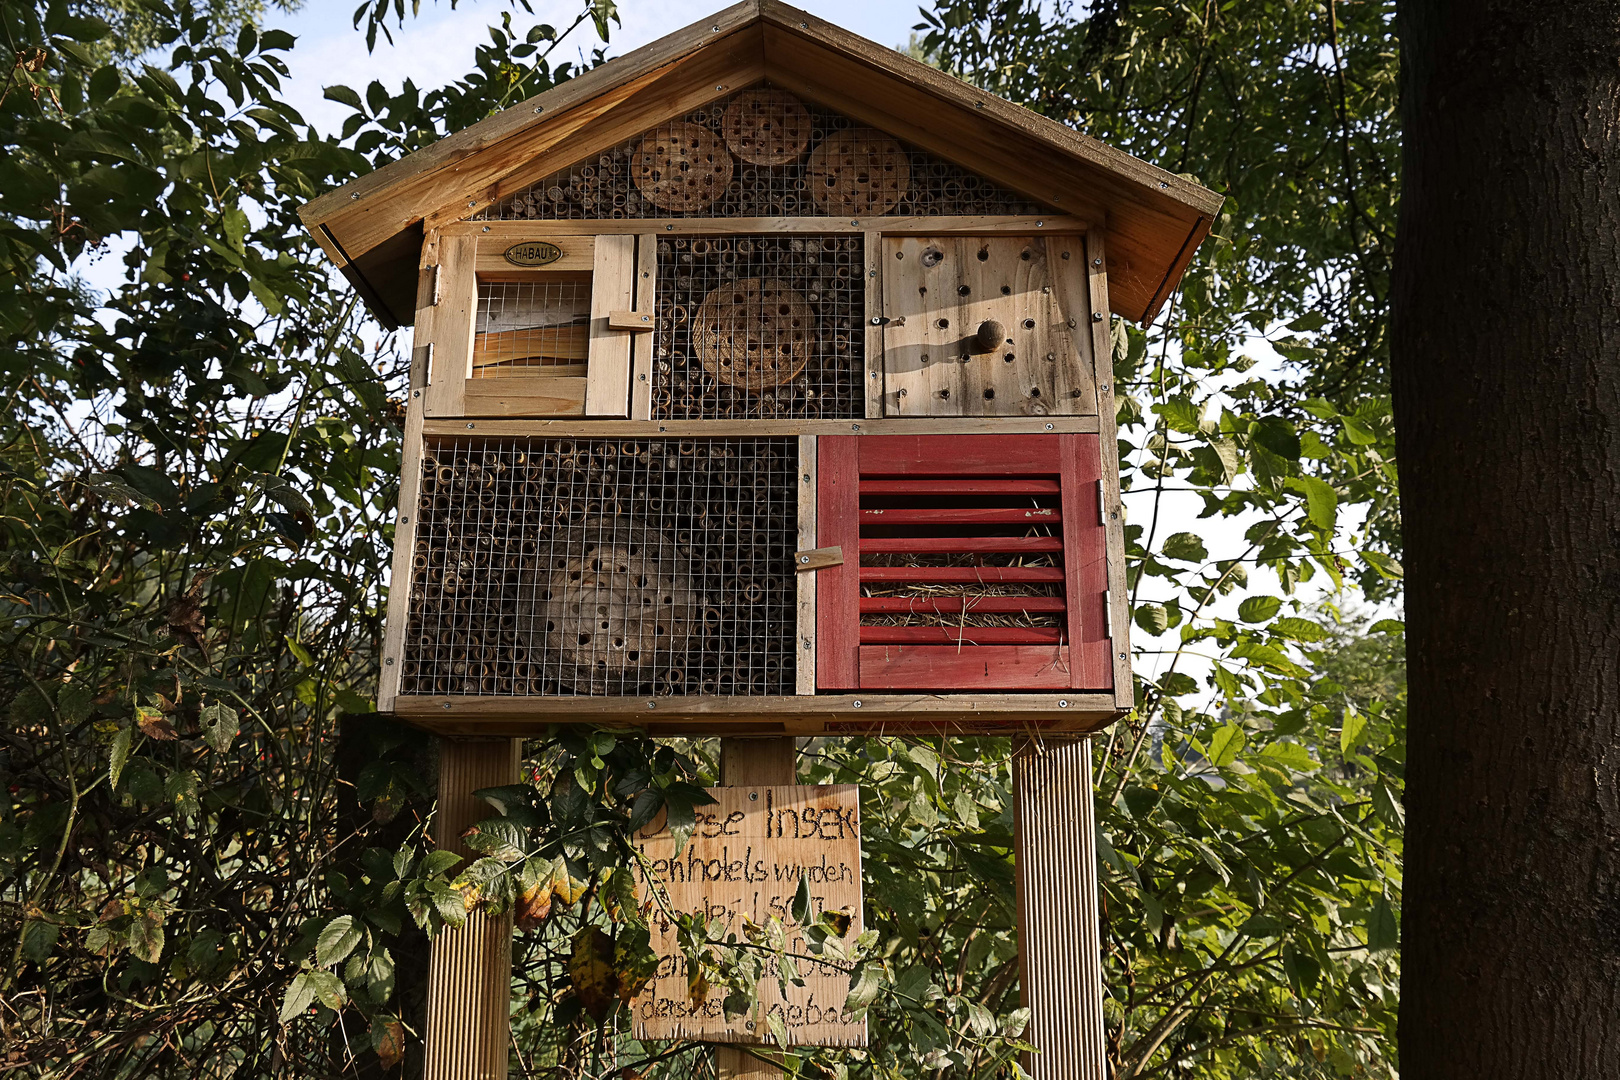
xmin=714 ymin=737 xmax=797 ymax=1080
xmin=1014 ymin=737 xmax=1108 ymax=1080
xmin=424 ymin=738 xmax=522 ymax=1080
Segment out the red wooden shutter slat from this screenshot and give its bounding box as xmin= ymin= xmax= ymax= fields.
xmin=816 ymin=436 xmax=861 ymax=689
xmin=1060 ymin=433 xmax=1113 ymax=690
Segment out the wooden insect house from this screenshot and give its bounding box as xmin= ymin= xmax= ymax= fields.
xmin=303 ymin=3 xmax=1219 ymax=1077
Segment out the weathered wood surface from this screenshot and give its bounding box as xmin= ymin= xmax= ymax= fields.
xmin=881 ymin=235 xmax=1095 ymax=417
xmin=1083 ymin=233 xmax=1134 ymax=709
xmin=423 ymin=739 xmax=522 ymax=1080
xmin=1014 ymin=737 xmax=1107 ymax=1080
xmin=421 ymin=416 xmax=1102 ymax=437
xmin=631 ymin=784 xmax=866 ymax=1046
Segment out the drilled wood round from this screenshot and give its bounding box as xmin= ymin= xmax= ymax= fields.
xmin=692 ymin=278 xmax=814 ymax=390
xmin=805 ymin=127 xmax=911 ymax=216
xmin=631 ymin=122 xmax=734 ymax=212
xmin=720 ymin=88 xmax=813 ymax=165
xmin=527 ymin=536 xmax=703 ymax=693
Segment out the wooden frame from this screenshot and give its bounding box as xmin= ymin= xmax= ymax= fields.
xmin=445 ymin=216 xmax=1088 ymax=238
xmin=393 ymin=692 xmax=1120 ymax=736
xmin=814 ymin=433 xmax=1114 ymax=693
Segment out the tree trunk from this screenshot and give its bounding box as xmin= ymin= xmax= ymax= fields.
xmin=1392 ymin=2 xmax=1620 ymax=1075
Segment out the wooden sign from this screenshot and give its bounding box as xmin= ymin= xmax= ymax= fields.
xmin=632 ymin=785 xmax=866 ymax=1046
xmin=502 ymin=240 xmax=563 ymax=267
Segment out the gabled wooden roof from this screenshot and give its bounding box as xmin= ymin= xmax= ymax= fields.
xmin=300 ymin=0 xmax=1223 ymax=329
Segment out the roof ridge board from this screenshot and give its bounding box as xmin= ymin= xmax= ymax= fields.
xmin=756 ymin=0 xmax=1223 ymax=218
xmin=299 ymin=0 xmax=763 ymax=231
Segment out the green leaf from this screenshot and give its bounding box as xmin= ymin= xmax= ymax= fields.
xmin=1339 ymin=709 xmax=1368 ymax=757
xmin=1237 ymin=595 xmax=1281 ymax=623
xmin=1270 ymin=616 xmax=1328 ymax=642
xmin=462 ymin=817 xmax=529 ymax=862
xmin=791 ymin=873 xmax=812 ymax=923
xmin=1161 ymin=532 xmax=1208 ymax=562
xmin=22 ymin=918 xmax=59 ymax=963
xmin=284 ymin=635 xmax=316 ymax=668
xmin=280 ymin=970 xmax=319 ymax=1022
xmin=200 ymin=703 xmax=237 ymax=753
xmin=1260 ymin=741 xmax=1319 ymax=773
xmin=109 ymin=725 xmax=133 ymax=789
xmin=1362 ymin=550 xmax=1404 ymax=579
xmin=316 ymin=915 xmax=362 ymax=967
xmin=1367 ymin=896 xmax=1399 ymax=952
xmin=1372 ymin=780 xmax=1405 ymax=829
xmin=1135 ymin=603 xmax=1169 ymax=634
xmin=1293 ymin=476 xmax=1338 ymax=532
xmin=1286 ymin=311 xmax=1327 ymax=332
xmin=1207 ymin=723 xmax=1246 ymax=767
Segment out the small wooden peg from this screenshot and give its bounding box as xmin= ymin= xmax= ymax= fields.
xmin=606 ymin=310 xmax=656 ymax=331
xmin=794 ymin=546 xmax=844 ymax=571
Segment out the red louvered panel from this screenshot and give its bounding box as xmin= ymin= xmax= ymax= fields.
xmin=816 ymin=436 xmax=862 ymax=689
xmin=818 ymin=433 xmax=1113 ymax=694
xmin=859 ymin=645 xmax=1076 ymax=690
xmin=859 ymin=566 xmax=1065 ymax=584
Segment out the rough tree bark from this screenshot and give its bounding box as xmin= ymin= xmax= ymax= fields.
xmin=1393 ymin=2 xmax=1620 ymax=1076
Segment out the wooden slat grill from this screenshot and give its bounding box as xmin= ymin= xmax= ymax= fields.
xmin=816 ymin=433 xmax=1113 ymax=692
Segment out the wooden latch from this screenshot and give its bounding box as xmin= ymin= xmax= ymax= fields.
xmin=795 ymin=546 xmax=843 ymax=571
xmin=606 ymin=310 xmax=655 ymax=331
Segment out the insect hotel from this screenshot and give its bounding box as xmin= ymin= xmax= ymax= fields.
xmin=301 ymin=2 xmax=1220 ymax=1076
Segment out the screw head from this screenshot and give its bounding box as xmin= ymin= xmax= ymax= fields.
xmin=442 ymin=702 xmax=451 ymax=710
xmin=1092 ymin=257 xmax=1103 ymax=267
xmin=349 ymin=192 xmax=359 ymax=200
xmin=800 ymin=555 xmax=810 ymax=564
xmin=467 ymin=422 xmax=475 ymax=429
xmin=647 ymin=701 xmax=657 ymax=709
xmin=802 ymin=473 xmax=811 ymax=483
xmin=1044 ymin=422 xmax=1053 ymax=430
xmin=385 ymin=657 xmax=395 ymax=666
xmin=851 ymin=424 xmax=861 ymax=432
xmin=1058 ymin=699 xmax=1068 ymax=708
xmin=412 ymin=389 xmax=421 ymax=397
xmin=852 ymin=699 xmax=862 ymax=708
xmin=1091 ymin=312 xmax=1104 ymax=322
xmin=534 ymin=105 xmax=544 ymax=114
xmin=482 ymin=225 xmax=490 ymax=232
xmin=1036 ymin=220 xmax=1044 ymax=227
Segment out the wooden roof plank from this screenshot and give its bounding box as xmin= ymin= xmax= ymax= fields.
xmin=298 ymin=0 xmax=762 ymax=228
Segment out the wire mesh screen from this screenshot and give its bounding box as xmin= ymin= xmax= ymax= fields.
xmin=473 ymin=84 xmax=1054 ymax=221
xmin=652 ymin=234 xmax=863 ymax=420
xmin=400 ymin=437 xmax=798 ymax=697
xmin=472 ymin=278 xmax=592 ymax=378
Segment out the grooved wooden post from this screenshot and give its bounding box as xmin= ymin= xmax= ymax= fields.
xmin=1014 ymin=737 xmax=1107 ymax=1080
xmin=424 ymin=738 xmax=522 ymax=1080
xmin=714 ymin=737 xmax=797 ymax=1080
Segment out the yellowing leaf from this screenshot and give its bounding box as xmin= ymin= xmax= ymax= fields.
xmin=569 ymin=927 xmax=617 ymax=1021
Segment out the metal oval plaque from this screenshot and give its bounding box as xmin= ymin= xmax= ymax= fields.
xmin=503 ymin=241 xmax=563 ymax=267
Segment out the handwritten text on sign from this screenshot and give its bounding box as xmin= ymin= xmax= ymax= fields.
xmin=632 ymin=785 xmax=865 ymax=1046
